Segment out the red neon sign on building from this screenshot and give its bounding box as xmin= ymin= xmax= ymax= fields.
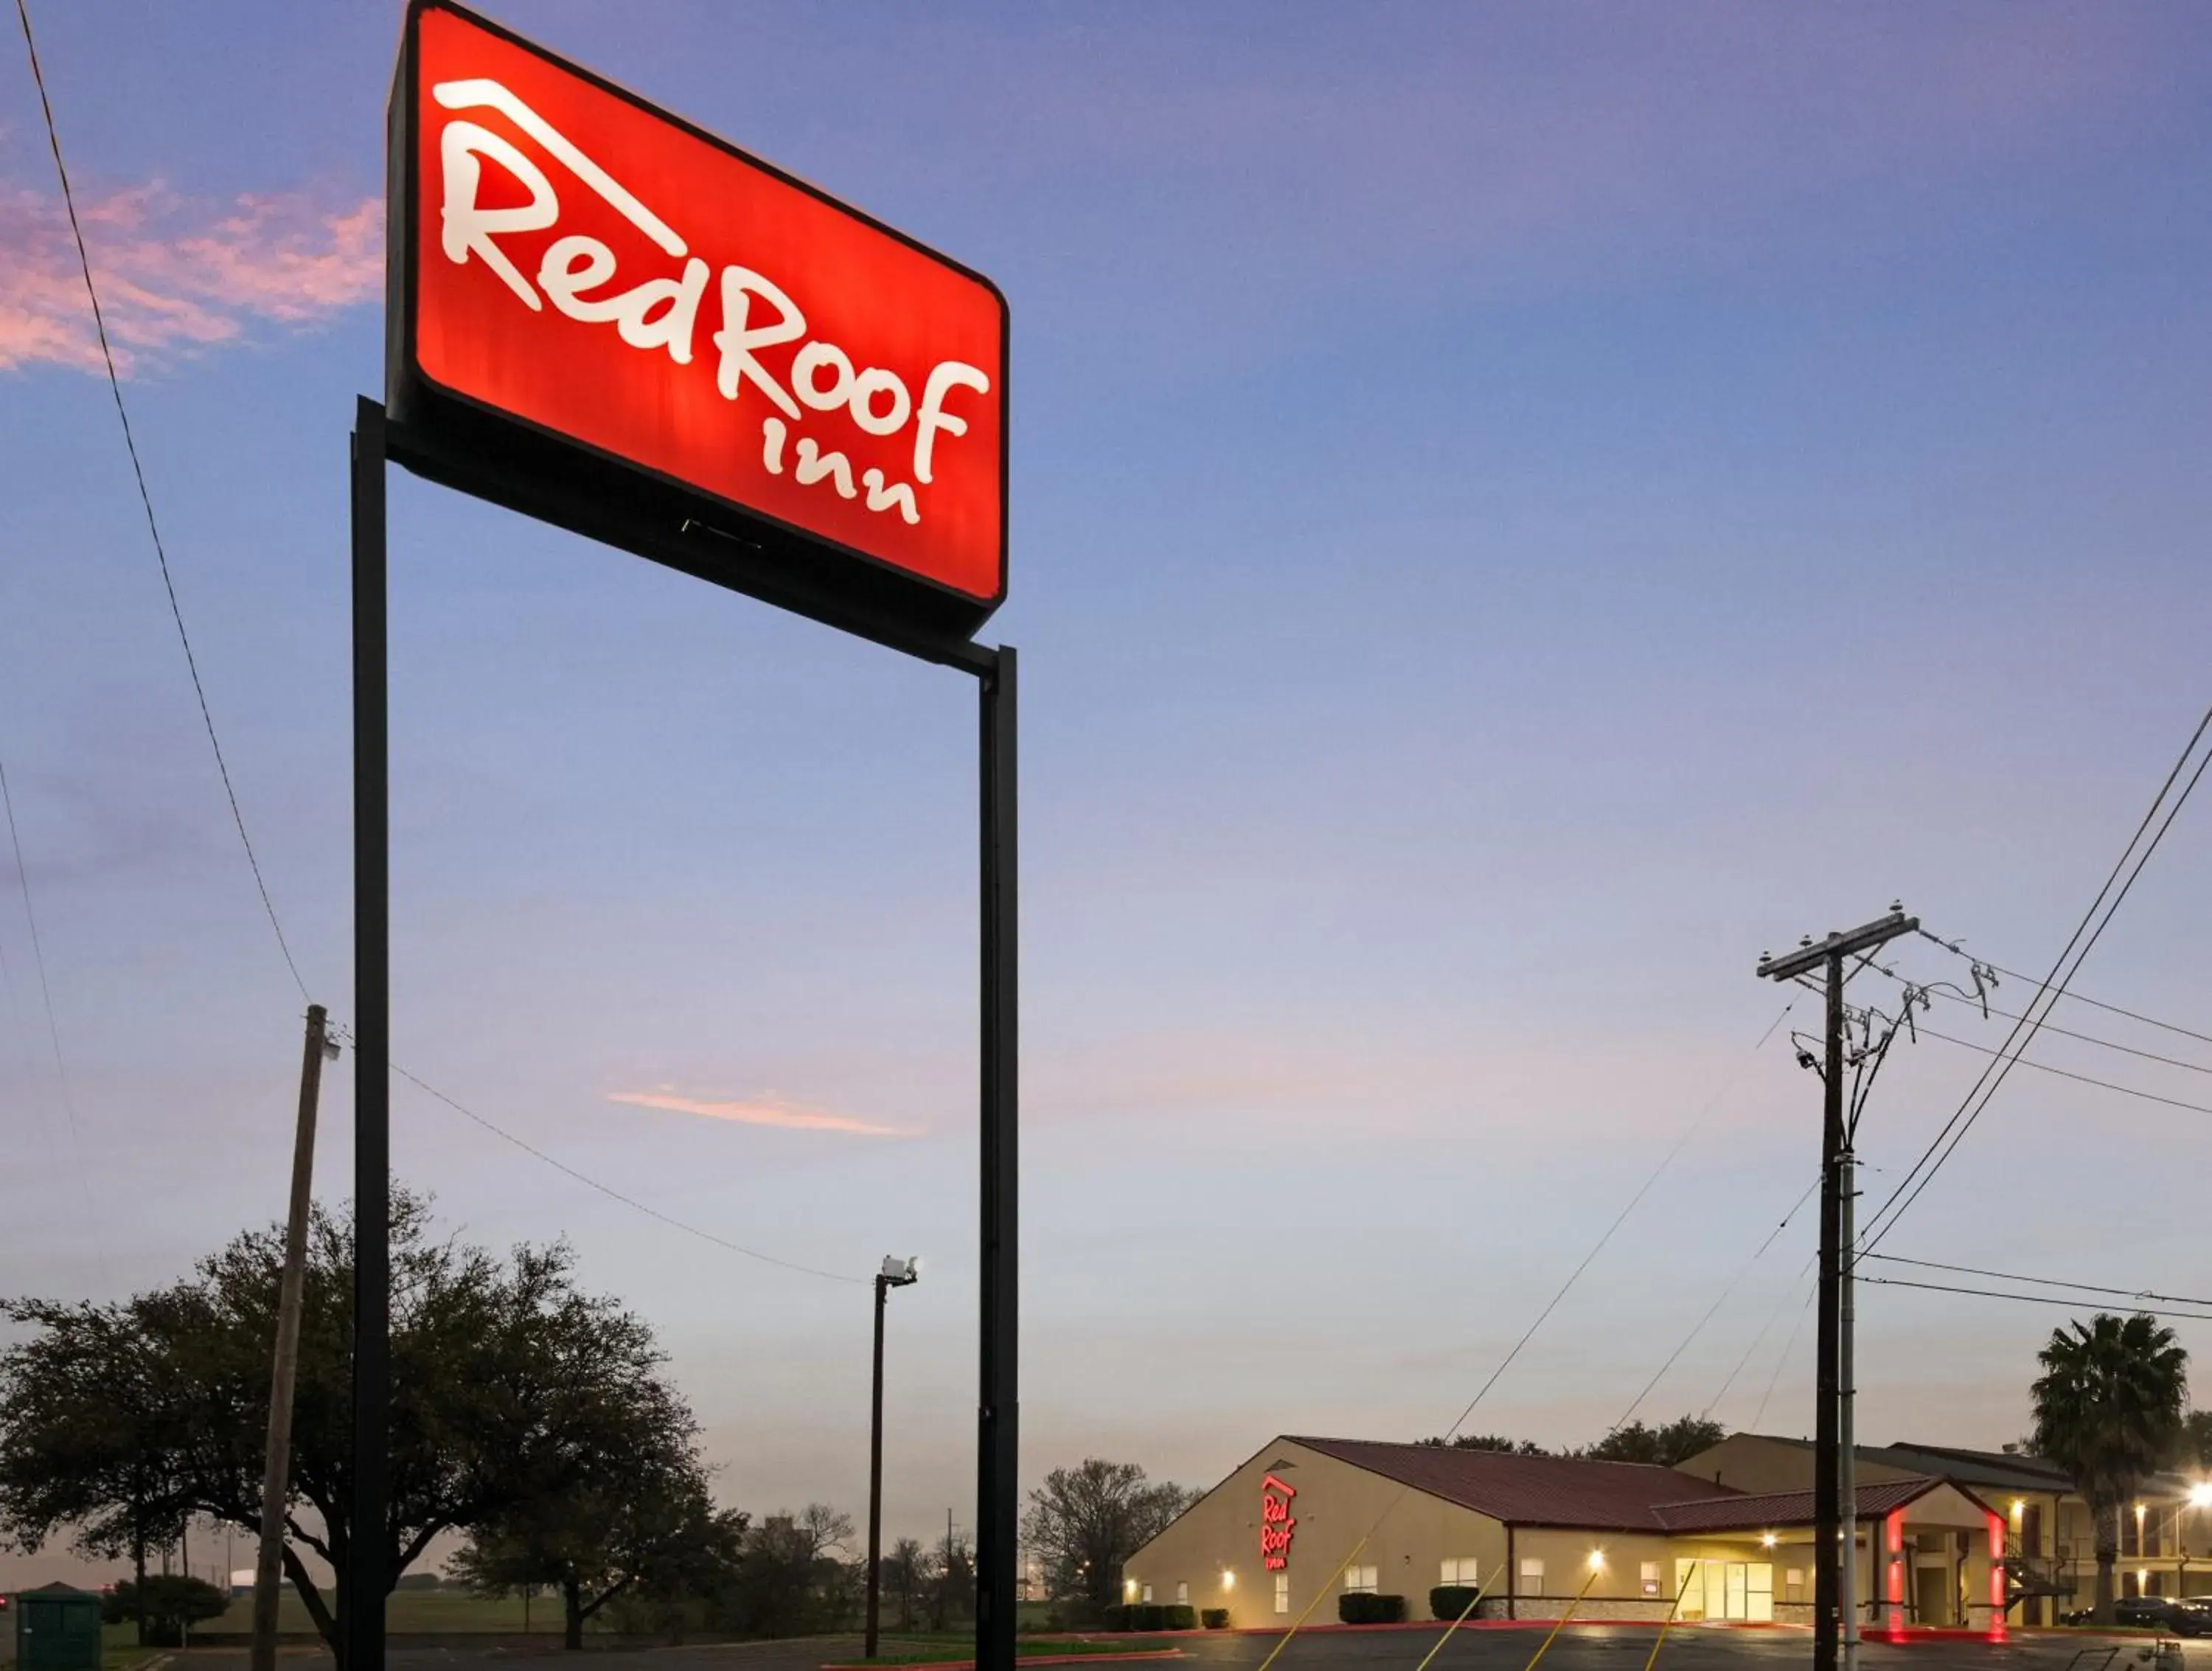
xmin=1260 ymin=1474 xmax=1297 ymax=1571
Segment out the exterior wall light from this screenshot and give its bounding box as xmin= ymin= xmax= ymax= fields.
xmin=2191 ymin=1483 xmax=2212 ymax=1510
xmin=2011 ymin=1500 xmax=2025 ymax=1526
xmin=1222 ymin=1571 xmax=1236 ymax=1591
xmin=1760 ymin=1533 xmax=1777 ymax=1549
xmin=1587 ymin=1550 xmax=1605 ymax=1573
xmin=1124 ymin=1579 xmax=1138 ymax=1600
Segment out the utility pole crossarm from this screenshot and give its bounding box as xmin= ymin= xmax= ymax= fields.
xmin=1756 ymin=912 xmax=1919 ymax=983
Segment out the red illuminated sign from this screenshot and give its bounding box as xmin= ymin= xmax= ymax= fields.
xmin=387 ymin=0 xmax=1008 ymax=644
xmin=1260 ymin=1474 xmax=1297 ymax=1571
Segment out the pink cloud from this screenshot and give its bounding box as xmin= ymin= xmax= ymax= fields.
xmin=0 ymin=178 xmax=380 ymax=375
xmin=605 ymin=1088 xmax=915 ymax=1138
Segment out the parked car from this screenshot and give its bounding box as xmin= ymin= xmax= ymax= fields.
xmin=2167 ymin=1599 xmax=2212 ymax=1636
xmin=2064 ymin=1598 xmax=2181 ymax=1629
xmin=2118 ymin=1597 xmax=2177 ymax=1630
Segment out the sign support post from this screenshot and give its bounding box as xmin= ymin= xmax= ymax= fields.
xmin=977 ymin=647 xmax=1018 ymax=1671
xmin=347 ymin=405 xmax=1020 ymax=1671
xmin=349 ymin=397 xmax=392 ymax=1671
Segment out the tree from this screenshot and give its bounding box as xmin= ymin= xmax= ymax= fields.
xmin=2031 ymin=1313 xmax=2188 ymax=1626
xmin=1020 ymin=1460 xmax=1197 ymax=1612
xmin=0 ymin=1189 xmax=709 ymax=1669
xmin=1416 ymin=1434 xmax=1551 ymax=1454
xmin=448 ymin=1307 xmax=742 ymax=1650
xmin=710 ymin=1504 xmax=856 ymax=1638
xmin=1585 ymin=1417 xmax=1726 ymax=1467
xmin=2172 ymin=1410 xmax=2212 ymax=1470
xmin=453 ymin=1473 xmax=745 ymax=1648
xmin=926 ymin=1525 xmax=974 ymax=1631
xmin=881 ymin=1537 xmax=927 ymax=1631
xmin=101 ymin=1576 xmax=229 ymax=1647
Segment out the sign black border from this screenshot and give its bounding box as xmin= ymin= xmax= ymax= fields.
xmin=386 ymin=0 xmax=1011 ymax=652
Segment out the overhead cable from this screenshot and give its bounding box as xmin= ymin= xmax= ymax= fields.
xmin=14 ymin=0 xmax=307 ymax=1001
xmin=1748 ymin=1271 xmax=1818 ymax=1432
xmin=1859 ymin=702 xmax=2212 ymax=1252
xmin=1706 ymin=1250 xmax=1817 ymax=1421
xmin=1614 ymin=1174 xmax=1817 ymax=1432
xmin=1253 ymin=1003 xmax=1793 ymax=1671
xmin=1871 ymin=970 xmax=2212 ymax=1078
xmin=1903 ymin=1024 xmax=2212 ymax=1119
xmin=1863 ymin=1252 xmax=2212 ymax=1311
xmin=374 ymin=1048 xmax=865 ymax=1285
xmin=1860 ymin=1274 xmax=2212 ymax=1326
xmin=1919 ymin=935 xmax=2212 ymax=1052
xmin=0 ymin=753 xmax=108 ymax=1282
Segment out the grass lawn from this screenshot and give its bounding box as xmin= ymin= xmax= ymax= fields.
xmin=100 ymin=1621 xmax=181 ymax=1670
xmin=855 ymin=1639 xmax=1166 ymax=1665
xmin=205 ymin=1589 xmax=611 ymax=1636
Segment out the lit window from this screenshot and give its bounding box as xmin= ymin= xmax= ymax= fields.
xmin=1344 ymin=1565 xmax=1379 ymax=1594
xmin=1141 ymin=1585 xmax=1153 ymax=1603
xmin=1441 ymin=1557 xmax=1481 ymax=1586
xmin=1786 ymin=1569 xmax=1804 ymax=1597
xmin=1275 ymin=1574 xmax=1290 ymax=1614
xmin=1641 ymin=1561 xmax=1661 ymax=1597
xmin=1176 ymin=1583 xmax=1189 ymax=1606
xmin=1520 ymin=1557 xmax=1546 ymax=1597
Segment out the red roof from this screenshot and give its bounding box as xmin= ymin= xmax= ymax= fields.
xmin=1286 ymin=1436 xmax=1742 ymax=1532
xmin=1287 ymin=1438 xmax=1979 ymax=1535
xmin=1652 ymin=1476 xmax=1950 ymax=1533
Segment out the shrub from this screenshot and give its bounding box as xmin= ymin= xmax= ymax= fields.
xmin=1338 ymin=1593 xmax=1408 ymax=1625
xmin=1202 ymin=1608 xmax=1231 ymax=1629
xmin=1162 ymin=1604 xmax=1198 ymax=1630
xmin=1430 ymin=1585 xmax=1481 ymax=1622
xmin=1102 ymin=1604 xmax=1130 ymax=1632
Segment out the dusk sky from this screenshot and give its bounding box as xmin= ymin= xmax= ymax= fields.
xmin=5 ymin=1 xmax=2212 ymax=1583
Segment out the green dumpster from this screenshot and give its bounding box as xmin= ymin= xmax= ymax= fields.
xmin=15 ymin=1584 xmax=101 ymax=1671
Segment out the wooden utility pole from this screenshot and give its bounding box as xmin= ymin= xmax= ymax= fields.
xmin=250 ymin=1004 xmax=336 ymax=1671
xmin=1758 ymin=909 xmax=1915 ymax=1671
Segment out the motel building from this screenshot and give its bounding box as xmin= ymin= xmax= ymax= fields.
xmin=1125 ymin=1435 xmax=2039 ymax=1632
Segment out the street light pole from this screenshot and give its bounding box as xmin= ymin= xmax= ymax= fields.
xmin=866 ymin=1257 xmax=921 ymax=1659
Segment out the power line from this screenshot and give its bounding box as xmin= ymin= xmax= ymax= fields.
xmin=1749 ymin=1272 xmax=1818 ymax=1432
xmin=1863 ymin=1253 xmax=2212 ymax=1311
xmin=1872 ymin=972 xmax=2212 ymax=1078
xmin=1706 ymin=1250 xmax=1817 ymax=1421
xmin=1614 ymin=1174 xmax=1817 ymax=1432
xmin=1860 ymin=703 xmax=2212 ymax=1252
xmin=1904 ymin=1023 xmax=2212 ymax=1118
xmin=1919 ymin=937 xmax=2212 ymax=1052
xmin=372 ymin=1048 xmax=866 ymax=1285
xmin=0 ymin=753 xmax=108 ymax=1282
xmin=1860 ymin=1274 xmax=2212 ymax=1326
xmin=1489 ymin=999 xmax=1793 ymax=1440
xmin=14 ymin=0 xmax=307 ymax=1003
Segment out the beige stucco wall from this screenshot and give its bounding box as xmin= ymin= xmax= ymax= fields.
xmin=1123 ymin=1439 xmax=1510 ymax=1625
xmin=1676 ymin=1434 xmax=1919 ymax=1495
xmin=1127 ymin=1436 xmax=2017 ymax=1630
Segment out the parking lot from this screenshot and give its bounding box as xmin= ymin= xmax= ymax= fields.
xmin=112 ymin=1628 xmax=2212 ymax=1671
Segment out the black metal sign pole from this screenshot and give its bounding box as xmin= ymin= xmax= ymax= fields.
xmin=348 ymin=395 xmax=392 ymax=1671
xmin=976 ymin=647 xmax=1018 ymax=1671
xmin=348 ymin=397 xmax=1018 ymax=1671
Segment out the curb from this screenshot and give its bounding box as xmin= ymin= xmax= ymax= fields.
xmin=823 ymin=1653 xmax=1185 ymax=1671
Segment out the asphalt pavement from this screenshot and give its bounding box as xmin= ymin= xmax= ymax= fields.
xmin=136 ymin=1628 xmax=2212 ymax=1671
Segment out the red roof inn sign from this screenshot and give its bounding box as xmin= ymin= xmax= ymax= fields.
xmin=346 ymin=11 xmax=1020 ymax=1671
xmin=1260 ymin=1474 xmax=1297 ymax=1571
xmin=388 ymin=0 xmax=1008 ymax=646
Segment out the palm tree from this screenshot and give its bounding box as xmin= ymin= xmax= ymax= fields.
xmin=2031 ymin=1313 xmax=2188 ymax=1625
